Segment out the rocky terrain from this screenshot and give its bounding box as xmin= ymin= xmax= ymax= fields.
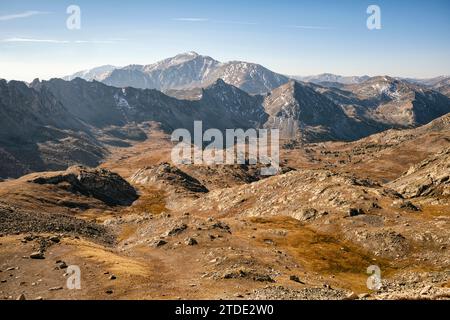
xmin=0 ymin=111 xmax=449 ymax=300
xmin=0 ymin=53 xmax=449 ymax=301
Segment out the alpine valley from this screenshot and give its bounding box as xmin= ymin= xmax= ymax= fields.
xmin=0 ymin=52 xmax=449 ymax=300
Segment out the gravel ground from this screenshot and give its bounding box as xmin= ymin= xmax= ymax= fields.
xmin=0 ymin=203 xmax=115 ymax=245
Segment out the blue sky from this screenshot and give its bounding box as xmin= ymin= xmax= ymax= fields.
xmin=0 ymin=0 xmax=449 ymax=81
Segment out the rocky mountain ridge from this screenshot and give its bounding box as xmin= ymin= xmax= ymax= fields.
xmin=1 ymin=72 xmax=449 ymax=179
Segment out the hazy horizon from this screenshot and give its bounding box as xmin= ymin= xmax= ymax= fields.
xmin=1 ymin=0 xmax=449 ymax=82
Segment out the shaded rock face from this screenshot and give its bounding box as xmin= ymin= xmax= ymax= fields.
xmin=37 ymin=78 xmax=266 ymax=135
xmin=0 ymin=80 xmax=107 ymax=179
xmin=263 ymin=80 xmax=368 ymax=141
xmin=31 ymin=166 xmax=138 ymax=206
xmin=130 ymin=163 xmax=209 ymax=194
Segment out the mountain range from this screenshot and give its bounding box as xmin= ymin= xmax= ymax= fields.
xmin=1 ymin=52 xmax=449 ymax=178
xmin=64 ymin=52 xmax=289 ymax=95
xmin=64 ymin=52 xmax=450 ymax=99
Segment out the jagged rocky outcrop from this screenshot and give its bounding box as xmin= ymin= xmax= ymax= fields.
xmin=30 ymin=166 xmax=138 ymax=206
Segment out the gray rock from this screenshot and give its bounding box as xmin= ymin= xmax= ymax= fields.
xmin=185 ymin=238 xmax=198 ymax=246
xmin=167 ymin=224 xmax=188 ymax=237
xmin=16 ymin=294 xmax=26 ymax=300
xmin=400 ymin=201 xmax=421 ymax=212
xmin=348 ymin=208 xmax=365 ymax=217
xmin=289 ymin=275 xmax=304 ymax=284
xmin=48 ymin=286 xmax=63 ymax=291
xmin=30 ymin=252 xmax=45 ymax=259
xmin=49 ymin=236 xmax=61 ymax=243
xmin=153 ymin=239 xmax=168 ymax=247
xmin=345 ymin=292 xmax=359 ymax=300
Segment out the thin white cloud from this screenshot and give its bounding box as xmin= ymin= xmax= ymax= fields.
xmin=74 ymin=40 xmax=117 ymax=44
xmin=2 ymin=37 xmax=69 ymax=43
xmin=289 ymin=25 xmax=334 ymax=30
xmin=173 ymin=18 xmax=258 ymax=26
xmin=214 ymin=20 xmax=258 ymax=26
xmin=0 ymin=11 xmax=50 ymax=21
xmin=173 ymin=18 xmax=209 ymax=22
xmin=172 ymin=17 xmax=258 ymax=25
xmin=1 ymin=38 xmax=124 ymax=44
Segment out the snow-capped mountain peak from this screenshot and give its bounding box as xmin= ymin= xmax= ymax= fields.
xmin=62 ymin=53 xmax=289 ymax=95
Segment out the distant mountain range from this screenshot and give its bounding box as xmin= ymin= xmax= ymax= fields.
xmin=1 ymin=52 xmax=449 ymax=178
xmin=292 ymin=73 xmax=371 ymax=86
xmin=63 ymin=65 xmax=118 ymax=82
xmin=64 ymin=52 xmax=289 ymax=95
xmin=293 ymin=74 xmax=450 ymax=96
xmin=64 ymin=52 xmax=450 ymax=98
xmin=407 ymin=76 xmax=450 ymax=98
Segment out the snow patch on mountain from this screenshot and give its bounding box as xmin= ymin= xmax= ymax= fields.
xmin=114 ymin=93 xmax=131 ymax=109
